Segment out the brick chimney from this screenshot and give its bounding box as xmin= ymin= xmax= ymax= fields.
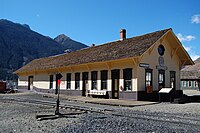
xmin=120 ymin=29 xmax=126 ymax=40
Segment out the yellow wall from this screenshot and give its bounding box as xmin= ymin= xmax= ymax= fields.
xmin=18 ymin=59 xmax=138 ymax=91
xmin=138 ymin=36 xmax=180 ymax=91
xmin=18 ymin=76 xmax=28 ymax=87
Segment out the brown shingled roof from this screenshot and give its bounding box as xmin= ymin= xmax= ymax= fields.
xmin=15 ymin=28 xmax=171 ymax=74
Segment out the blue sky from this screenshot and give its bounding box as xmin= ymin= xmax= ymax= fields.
xmin=1 ymin=0 xmax=200 ymax=60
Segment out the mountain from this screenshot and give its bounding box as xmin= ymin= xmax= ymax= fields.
xmin=194 ymin=57 xmax=200 ymax=64
xmin=0 ymin=19 xmax=88 ymax=80
xmin=182 ymin=57 xmax=200 ymax=71
xmin=181 ymin=57 xmax=200 ymax=79
xmin=54 ymin=34 xmax=87 ymax=52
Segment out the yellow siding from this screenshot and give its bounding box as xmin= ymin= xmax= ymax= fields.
xmin=18 ymin=76 xmax=28 ymax=87
xmin=34 ymin=74 xmax=50 ymax=90
xmin=18 ymin=59 xmax=137 ymax=92
xmin=138 ymin=36 xmax=180 ymax=91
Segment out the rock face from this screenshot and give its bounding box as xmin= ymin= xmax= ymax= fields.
xmin=0 ymin=19 xmax=87 ymax=80
xmin=54 ymin=34 xmax=87 ymax=52
xmin=194 ymin=57 xmax=200 ymax=64
xmin=181 ymin=57 xmax=200 ymax=79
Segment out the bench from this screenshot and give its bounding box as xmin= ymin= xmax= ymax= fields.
xmin=87 ymin=90 xmax=107 ymax=96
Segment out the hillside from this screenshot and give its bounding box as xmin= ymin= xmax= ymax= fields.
xmin=54 ymin=34 xmax=87 ymax=52
xmin=181 ymin=57 xmax=200 ymax=79
xmin=181 ymin=57 xmax=200 ymax=71
xmin=0 ymin=19 xmax=87 ymax=80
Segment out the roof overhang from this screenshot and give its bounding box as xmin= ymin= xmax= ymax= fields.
xmin=15 ymin=56 xmax=140 ymax=76
xmin=168 ymin=30 xmax=194 ymax=66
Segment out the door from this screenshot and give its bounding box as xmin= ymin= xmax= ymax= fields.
xmin=28 ymin=76 xmax=33 ymax=90
xmin=158 ymin=70 xmax=165 ymax=90
xmin=82 ymin=72 xmax=88 ymax=96
xmin=111 ymin=70 xmax=120 ymax=99
xmin=170 ymin=71 xmax=176 ymax=90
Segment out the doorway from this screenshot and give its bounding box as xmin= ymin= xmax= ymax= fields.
xmin=158 ymin=70 xmax=165 ymax=90
xmin=28 ymin=76 xmax=33 ymax=90
xmin=82 ymin=72 xmax=88 ymax=96
xmin=111 ymin=69 xmax=120 ymax=99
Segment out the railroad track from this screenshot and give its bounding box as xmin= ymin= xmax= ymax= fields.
xmin=2 ymin=97 xmax=113 ymax=113
xmin=2 ymin=96 xmax=200 ymax=127
xmin=112 ymin=111 xmax=200 ymax=127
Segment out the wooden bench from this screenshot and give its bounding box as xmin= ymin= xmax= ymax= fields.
xmin=87 ymin=90 xmax=107 ymax=96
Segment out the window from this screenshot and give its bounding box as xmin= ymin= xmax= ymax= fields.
xmin=158 ymin=70 xmax=165 ymax=90
xmin=182 ymin=81 xmax=186 ymax=87
xmin=145 ymin=69 xmax=152 ymax=87
xmin=123 ymin=68 xmax=132 ymax=91
xmin=158 ymin=45 xmax=165 ymax=56
xmin=188 ymin=81 xmax=192 ymax=87
xmin=195 ymin=81 xmax=198 ymax=87
xmin=66 ymin=73 xmax=71 ymax=89
xmin=159 ymin=72 xmax=164 ymax=84
xmin=49 ymin=75 xmax=53 ymax=89
xmin=91 ymin=71 xmax=97 ymax=90
xmin=170 ymin=71 xmax=176 ymax=90
xmin=101 ymin=70 xmax=108 ymax=90
xmin=75 ymin=73 xmax=80 ymax=90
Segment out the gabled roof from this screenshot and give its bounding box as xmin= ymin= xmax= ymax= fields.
xmin=15 ymin=28 xmax=192 ymax=74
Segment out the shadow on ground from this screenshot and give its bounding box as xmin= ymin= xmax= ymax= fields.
xmin=36 ymin=112 xmax=84 ymax=121
xmin=173 ymin=95 xmax=200 ymax=104
xmin=188 ymin=95 xmax=200 ymax=102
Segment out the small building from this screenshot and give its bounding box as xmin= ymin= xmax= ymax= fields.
xmin=15 ymin=28 xmax=194 ymax=101
xmin=181 ymin=58 xmax=200 ymax=90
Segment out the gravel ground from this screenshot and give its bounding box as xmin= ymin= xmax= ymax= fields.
xmin=0 ymin=100 xmax=81 ymax=133
xmin=0 ymin=92 xmax=200 ymax=133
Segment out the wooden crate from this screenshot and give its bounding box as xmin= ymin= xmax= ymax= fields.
xmin=0 ymin=82 xmax=6 ymax=92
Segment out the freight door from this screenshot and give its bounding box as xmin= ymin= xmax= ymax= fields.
xmin=82 ymin=72 xmax=88 ymax=96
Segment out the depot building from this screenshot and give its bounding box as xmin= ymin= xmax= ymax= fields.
xmin=15 ymin=28 xmax=194 ymax=101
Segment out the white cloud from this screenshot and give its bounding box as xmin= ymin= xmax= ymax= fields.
xmin=177 ymin=33 xmax=195 ymax=42
xmin=183 ymin=45 xmax=192 ymax=52
xmin=190 ymin=54 xmax=200 ymax=61
xmin=184 ymin=46 xmax=200 ymax=61
xmin=191 ymin=14 xmax=200 ymax=24
xmin=182 ymin=45 xmax=199 ymax=61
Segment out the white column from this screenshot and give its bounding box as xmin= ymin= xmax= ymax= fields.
xmin=132 ymin=67 xmax=137 ymax=91
xmin=88 ymin=72 xmax=91 ymax=90
xmin=71 ymin=73 xmax=75 ymax=90
xmin=97 ymin=71 xmax=101 ymax=90
xmin=80 ymin=72 xmax=83 ymax=90
xmin=107 ymin=70 xmax=112 ymax=91
xmin=53 ymin=75 xmax=56 ymax=89
xmin=119 ymin=69 xmax=124 ymax=92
